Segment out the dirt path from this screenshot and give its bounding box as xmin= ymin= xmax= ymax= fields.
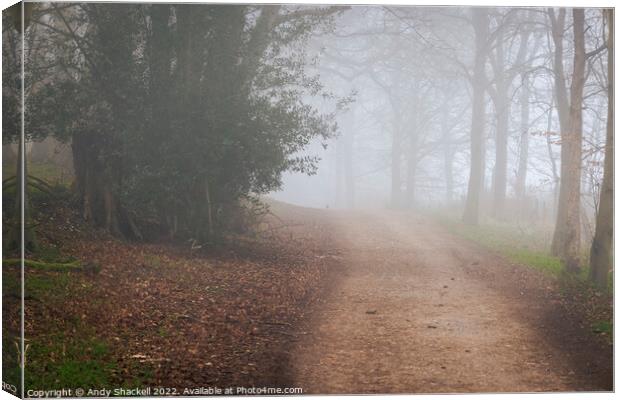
xmin=289 ymin=210 xmax=612 ymax=394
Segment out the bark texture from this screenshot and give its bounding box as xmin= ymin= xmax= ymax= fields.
xmin=551 ymin=9 xmax=586 ymax=272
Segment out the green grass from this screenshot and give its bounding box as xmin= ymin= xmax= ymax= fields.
xmin=33 ymin=245 xmax=78 ymax=265
xmin=27 ymin=273 xmax=73 ymax=298
xmin=3 ymin=161 xmax=71 ymax=186
xmin=434 ymin=215 xmax=565 ymax=277
xmin=2 ymin=264 xmax=152 ymax=391
xmin=143 ymin=254 xmax=163 ymax=268
xmin=3 ymin=270 xmax=76 ymax=301
xmin=158 ymin=326 xmax=168 ymax=337
xmin=433 ymin=213 xmax=613 ymax=295
xmin=2 ymin=264 xmax=118 ymax=391
xmin=28 ymin=162 xmax=70 ymax=185
xmin=508 ymin=250 xmax=564 ymax=276
xmin=3 ymin=271 xmax=20 ymax=296
xmin=433 ymin=214 xmax=613 ymax=344
xmin=22 ymin=326 xmax=153 ymax=392
xmin=24 ymin=333 xmax=116 ymax=390
xmin=2 ymin=272 xmax=111 ymax=392
xmin=592 ymin=320 xmax=613 ymax=335
xmin=3 ymin=270 xmax=22 ymax=393
xmin=3 ymin=333 xmax=22 ymax=395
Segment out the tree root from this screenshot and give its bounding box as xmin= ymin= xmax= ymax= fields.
xmin=2 ymin=258 xmax=82 ymax=271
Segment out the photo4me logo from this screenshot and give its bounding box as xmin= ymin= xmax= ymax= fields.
xmin=182 ymin=386 xmax=303 ymax=395
xmin=236 ymin=387 xmax=303 ymax=395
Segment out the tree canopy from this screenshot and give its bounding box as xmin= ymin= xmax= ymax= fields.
xmin=5 ymin=3 xmax=344 ymax=242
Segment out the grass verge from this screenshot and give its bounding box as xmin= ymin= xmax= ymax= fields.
xmin=434 ymin=215 xmax=565 ymax=277
xmin=3 ymin=270 xmax=118 ymax=390
xmin=431 ymin=213 xmax=613 ymax=341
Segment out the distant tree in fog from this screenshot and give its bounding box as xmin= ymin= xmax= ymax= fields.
xmin=487 ymin=9 xmax=531 ymax=219
xmin=462 ymin=8 xmax=490 ymax=225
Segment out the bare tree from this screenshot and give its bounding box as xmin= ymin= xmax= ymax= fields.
xmin=589 ymin=9 xmax=613 ymax=287
xmin=515 ymin=72 xmax=531 ymax=202
xmin=463 ymin=8 xmax=489 ymax=225
xmin=550 ymin=8 xmax=586 ymax=272
xmin=514 ymin=20 xmax=541 ymax=204
xmin=487 ymin=12 xmax=529 ymax=219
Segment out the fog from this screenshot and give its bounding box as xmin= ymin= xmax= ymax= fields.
xmin=3 ymin=3 xmax=611 ymax=269
xmin=271 ymin=6 xmax=608 ymax=228
xmin=2 ymin=3 xmax=613 ymax=393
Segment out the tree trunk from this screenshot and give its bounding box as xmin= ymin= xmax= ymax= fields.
xmin=9 ymin=134 xmax=38 ymax=252
xmin=463 ymin=8 xmax=489 ymax=225
xmin=589 ymin=9 xmax=613 ymax=287
xmin=205 ymin=179 xmax=214 ymax=239
xmin=492 ymin=94 xmax=509 ymax=219
xmin=71 ymin=132 xmax=127 ymax=238
xmin=149 ymin=4 xmax=173 ymax=140
xmin=343 ymin=126 xmax=355 ymax=209
xmin=490 ymin=28 xmax=510 ymax=220
xmin=515 ymin=73 xmax=530 ymax=201
xmin=391 ymin=113 xmax=403 ymax=209
xmin=72 ymin=133 xmax=98 ymax=224
xmin=103 ymin=185 xmax=122 ymax=237
xmin=405 ymin=92 xmax=420 ymax=209
xmin=489 ymin=19 xmax=531 ymax=219
xmin=335 ymin=138 xmax=344 ymax=208
xmin=543 ymin=98 xmax=561 ymax=220
xmin=405 ymin=151 xmax=417 ymax=208
xmin=551 ymin=9 xmax=586 ymax=272
xmin=441 ymin=93 xmax=454 ymax=203
xmin=549 ymin=9 xmax=570 ymax=133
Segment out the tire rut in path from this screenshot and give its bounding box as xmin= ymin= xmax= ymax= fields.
xmin=289 ymin=210 xmax=611 ymax=394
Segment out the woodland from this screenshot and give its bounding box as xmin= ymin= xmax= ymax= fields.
xmin=1 ymin=3 xmax=614 ymax=395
